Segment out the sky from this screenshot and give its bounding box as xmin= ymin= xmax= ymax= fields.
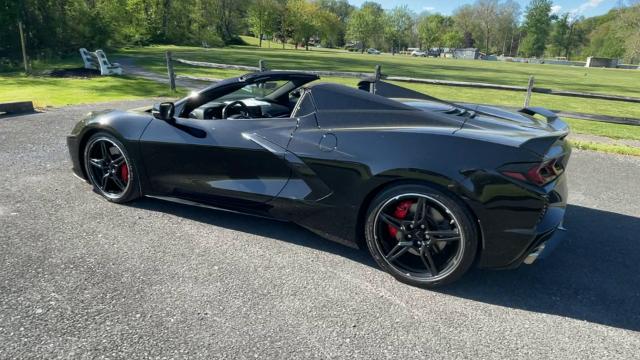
xmin=347 ymin=0 xmax=618 ymax=18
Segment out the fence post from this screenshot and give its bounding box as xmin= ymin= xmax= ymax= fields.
xmin=259 ymin=59 xmax=267 ymax=72
xmin=369 ymin=64 xmax=382 ymax=94
xmin=18 ymin=21 xmax=29 ymax=73
xmin=523 ymin=75 xmax=534 ymax=108
xmin=165 ymin=51 xmax=176 ymax=92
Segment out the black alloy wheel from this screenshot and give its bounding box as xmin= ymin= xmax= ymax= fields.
xmin=84 ymin=132 xmax=140 ymax=203
xmin=365 ymin=184 xmax=478 ymax=288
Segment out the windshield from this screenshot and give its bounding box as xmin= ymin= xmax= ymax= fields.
xmin=216 ymin=80 xmax=290 ymax=102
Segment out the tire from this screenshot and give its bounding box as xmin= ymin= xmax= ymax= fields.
xmin=364 ymin=184 xmax=478 ymax=288
xmin=83 ymin=132 xmax=141 ymax=203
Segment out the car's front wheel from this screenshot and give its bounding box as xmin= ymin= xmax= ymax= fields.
xmin=364 ymin=184 xmax=478 ymax=288
xmin=83 ymin=132 xmax=140 ymax=203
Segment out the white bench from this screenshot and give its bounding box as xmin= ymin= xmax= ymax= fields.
xmin=79 ymin=48 xmax=98 ymax=70
xmin=79 ymin=48 xmax=123 ymax=76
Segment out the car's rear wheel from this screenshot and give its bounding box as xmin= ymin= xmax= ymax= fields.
xmin=364 ymin=184 xmax=478 ymax=288
xmin=83 ymin=132 xmax=140 ymax=203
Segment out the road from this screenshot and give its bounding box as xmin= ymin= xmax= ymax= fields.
xmin=1 ymin=100 xmax=639 ymax=359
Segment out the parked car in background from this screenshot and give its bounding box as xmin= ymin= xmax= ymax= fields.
xmin=427 ymin=48 xmax=442 ymax=57
xmin=367 ymin=48 xmax=381 ymax=55
xmin=344 ymin=41 xmax=362 ymax=52
xmin=411 ymin=50 xmax=427 ymax=57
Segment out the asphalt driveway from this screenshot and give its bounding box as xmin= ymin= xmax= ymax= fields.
xmin=1 ymin=100 xmax=639 ymax=359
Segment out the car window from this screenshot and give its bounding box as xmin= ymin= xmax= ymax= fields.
xmin=217 ymin=80 xmax=289 ymax=102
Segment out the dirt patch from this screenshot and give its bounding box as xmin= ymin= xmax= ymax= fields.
xmin=43 ymin=68 xmax=101 ymax=78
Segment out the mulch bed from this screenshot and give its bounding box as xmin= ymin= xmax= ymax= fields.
xmin=43 ymin=67 xmax=101 ymax=78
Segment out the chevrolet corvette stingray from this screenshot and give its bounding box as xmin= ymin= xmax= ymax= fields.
xmin=67 ymin=71 xmax=570 ymax=287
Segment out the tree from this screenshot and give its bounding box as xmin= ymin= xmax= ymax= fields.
xmin=315 ymin=9 xmax=342 ymax=47
xmin=384 ymin=5 xmax=415 ymax=53
xmin=212 ymin=0 xmax=246 ymax=43
xmin=346 ymin=1 xmax=384 ymax=53
xmin=248 ymin=0 xmax=279 ymax=47
xmin=520 ymin=0 xmax=553 ymax=57
xmin=549 ymin=13 xmax=569 ymax=56
xmin=272 ymin=0 xmax=292 ymax=48
xmin=619 ymin=2 xmax=640 ymax=63
xmin=453 ymin=5 xmax=478 ymax=48
xmin=475 ymin=0 xmax=499 ymax=54
xmin=417 ymin=14 xmax=447 ymax=50
xmin=442 ymin=30 xmax=465 ymax=48
xmin=586 ymin=20 xmax=626 ymax=58
xmin=549 ymin=13 xmax=585 ymax=58
xmin=495 ymin=0 xmax=520 ymax=55
xmin=286 ymin=0 xmax=320 ymax=50
xmin=450 ymin=1 xmax=520 ymax=53
xmin=317 ymin=0 xmax=354 ymax=46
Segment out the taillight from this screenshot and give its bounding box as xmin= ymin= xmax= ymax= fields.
xmin=501 ymin=159 xmax=563 ymax=186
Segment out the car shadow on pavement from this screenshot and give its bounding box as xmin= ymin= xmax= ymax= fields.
xmin=132 ymin=199 xmax=640 ymax=332
xmin=444 ymin=204 xmax=640 ymax=332
xmin=130 ymin=197 xmax=378 ymax=267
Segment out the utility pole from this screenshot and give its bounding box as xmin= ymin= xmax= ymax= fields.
xmin=18 ymin=21 xmax=29 ymax=73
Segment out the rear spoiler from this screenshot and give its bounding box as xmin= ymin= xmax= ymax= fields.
xmin=519 ymin=107 xmax=569 ymax=135
xmin=518 ymin=108 xmax=570 ymax=156
xmin=518 ymin=107 xmax=558 ymax=122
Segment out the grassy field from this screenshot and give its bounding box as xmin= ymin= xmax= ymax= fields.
xmin=0 ymin=73 xmax=179 ymax=108
xmin=0 ymin=56 xmax=181 ymax=108
xmin=117 ymin=36 xmax=640 ymax=120
xmin=564 ymin=117 xmax=640 ymax=140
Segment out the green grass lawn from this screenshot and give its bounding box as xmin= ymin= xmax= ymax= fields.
xmin=0 ymin=73 xmax=180 ymax=108
xmin=241 ymin=35 xmax=349 ymax=52
xmin=564 ymin=117 xmax=640 ymax=141
xmin=0 ymin=56 xmax=181 ymax=108
xmin=570 ymin=140 xmax=640 ymax=156
xmin=117 ymin=37 xmax=640 ymax=120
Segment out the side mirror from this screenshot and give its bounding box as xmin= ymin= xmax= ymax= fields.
xmin=152 ymin=102 xmax=175 ymax=122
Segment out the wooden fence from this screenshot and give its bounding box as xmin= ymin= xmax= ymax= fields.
xmin=165 ymin=51 xmax=640 ymax=126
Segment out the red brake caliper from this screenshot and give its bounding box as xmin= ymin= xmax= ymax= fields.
xmin=388 ymin=200 xmax=413 ymax=237
xmin=120 ymin=163 xmax=129 ymax=183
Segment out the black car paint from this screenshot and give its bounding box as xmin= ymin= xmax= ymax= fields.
xmin=67 ymin=71 xmax=570 ymax=269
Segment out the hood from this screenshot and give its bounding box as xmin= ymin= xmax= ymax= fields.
xmin=129 ymin=105 xmax=154 ymax=113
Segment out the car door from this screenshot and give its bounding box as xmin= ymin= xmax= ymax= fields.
xmin=139 ymin=116 xmax=297 ymax=211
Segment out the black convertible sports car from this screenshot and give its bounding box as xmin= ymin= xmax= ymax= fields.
xmin=67 ymin=71 xmax=570 ymax=287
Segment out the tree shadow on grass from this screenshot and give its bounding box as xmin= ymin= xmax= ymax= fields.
xmin=132 ymin=198 xmax=640 ymax=331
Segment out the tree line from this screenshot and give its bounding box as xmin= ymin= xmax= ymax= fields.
xmin=340 ymin=0 xmax=640 ymax=62
xmin=1 ymin=0 xmax=639 ymax=65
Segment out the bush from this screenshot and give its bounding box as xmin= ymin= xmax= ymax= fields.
xmin=196 ymin=31 xmax=225 ymax=48
xmin=225 ymin=36 xmax=248 ymax=46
